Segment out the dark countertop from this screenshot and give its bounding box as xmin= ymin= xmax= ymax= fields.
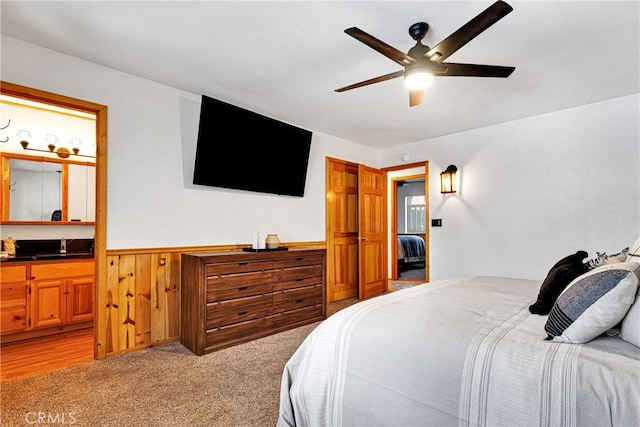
xmin=1 ymin=238 xmax=94 ymax=263
xmin=1 ymin=252 xmax=94 ymax=263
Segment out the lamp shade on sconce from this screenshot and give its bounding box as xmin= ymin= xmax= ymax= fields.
xmin=440 ymin=165 xmax=458 ymax=194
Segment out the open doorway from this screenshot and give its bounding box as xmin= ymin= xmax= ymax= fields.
xmin=386 ymin=162 xmax=429 ymax=285
xmin=396 ymin=177 xmax=427 ymax=281
xmin=0 ymin=82 xmax=107 ymax=379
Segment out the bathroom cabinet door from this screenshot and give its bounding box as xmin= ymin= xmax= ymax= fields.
xmin=31 ymin=279 xmax=66 ymax=329
xmin=66 ymin=276 xmax=94 ymax=323
xmin=31 ymin=276 xmax=94 ymax=328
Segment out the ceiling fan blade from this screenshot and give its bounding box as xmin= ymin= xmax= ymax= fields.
xmin=435 ymin=62 xmax=515 ymax=77
xmin=409 ymin=90 xmax=424 ymax=107
xmin=426 ymin=0 xmax=513 ymax=63
xmin=335 ymin=70 xmax=404 ymax=92
xmin=344 ymin=27 xmax=415 ymax=66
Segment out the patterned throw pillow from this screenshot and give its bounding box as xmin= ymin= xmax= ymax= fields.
xmin=604 ymin=248 xmax=629 ymax=264
xmin=586 ymin=248 xmax=629 ymax=269
xmin=544 ymin=262 xmax=639 ymax=344
xmin=586 ymin=252 xmax=608 ymax=269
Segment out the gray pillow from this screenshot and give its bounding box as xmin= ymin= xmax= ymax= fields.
xmin=544 ymin=262 xmax=639 ymax=343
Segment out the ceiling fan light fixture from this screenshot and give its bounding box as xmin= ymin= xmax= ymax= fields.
xmin=404 ymin=68 xmax=434 ymax=90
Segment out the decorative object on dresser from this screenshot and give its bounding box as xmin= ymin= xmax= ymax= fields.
xmin=180 ymin=247 xmax=326 ymax=355
xmin=265 ymin=234 xmax=281 ymax=249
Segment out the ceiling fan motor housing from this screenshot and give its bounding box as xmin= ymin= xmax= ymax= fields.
xmin=409 ymin=22 xmax=429 ymax=41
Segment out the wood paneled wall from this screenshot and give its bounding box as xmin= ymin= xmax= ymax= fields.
xmin=97 ymin=243 xmax=323 ymax=359
xmin=98 ymin=252 xmax=181 ymax=358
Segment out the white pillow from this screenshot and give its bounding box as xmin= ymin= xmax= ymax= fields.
xmin=544 ymin=262 xmax=639 ymax=344
xmin=627 ymin=236 xmax=640 ymax=262
xmin=620 ymin=261 xmax=640 ymax=347
xmin=621 ymin=292 xmax=640 ymax=347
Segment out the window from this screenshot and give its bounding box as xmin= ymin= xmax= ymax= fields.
xmin=405 ymin=195 xmax=426 ymax=233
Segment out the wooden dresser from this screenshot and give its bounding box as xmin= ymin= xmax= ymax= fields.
xmin=180 ymin=247 xmax=326 ymax=355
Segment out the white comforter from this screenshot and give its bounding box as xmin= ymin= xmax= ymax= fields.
xmin=277 ymin=276 xmax=640 ymax=427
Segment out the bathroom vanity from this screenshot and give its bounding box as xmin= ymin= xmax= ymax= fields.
xmin=0 ymin=239 xmax=94 ymax=341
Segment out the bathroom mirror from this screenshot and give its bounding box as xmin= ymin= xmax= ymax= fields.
xmin=0 ymin=155 xmax=95 ymax=224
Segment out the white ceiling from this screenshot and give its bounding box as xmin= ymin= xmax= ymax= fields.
xmin=1 ymin=1 xmax=638 ymax=150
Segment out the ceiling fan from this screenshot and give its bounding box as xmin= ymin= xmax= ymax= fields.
xmin=335 ymin=0 xmax=515 ymax=107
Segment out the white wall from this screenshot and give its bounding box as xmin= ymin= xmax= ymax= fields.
xmin=3 ymin=35 xmax=638 ymax=283
xmin=381 ymin=94 xmax=640 ymax=281
xmin=1 ymin=36 xmax=378 ymax=248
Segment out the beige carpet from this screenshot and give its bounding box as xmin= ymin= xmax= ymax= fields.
xmin=1 ymin=298 xmax=358 ymax=427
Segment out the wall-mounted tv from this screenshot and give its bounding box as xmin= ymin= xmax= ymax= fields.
xmin=193 ymin=95 xmax=313 ymax=197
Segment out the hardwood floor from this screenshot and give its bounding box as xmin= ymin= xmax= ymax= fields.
xmin=1 ymin=328 xmax=94 ymax=382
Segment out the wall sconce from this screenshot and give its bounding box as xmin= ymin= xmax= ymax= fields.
xmin=17 ymin=130 xmax=95 ymax=159
xmin=440 ymin=165 xmax=458 ymax=194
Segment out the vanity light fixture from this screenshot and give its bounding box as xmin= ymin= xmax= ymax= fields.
xmin=17 ymin=130 xmax=95 ymax=159
xmin=440 ymin=165 xmax=458 ymax=194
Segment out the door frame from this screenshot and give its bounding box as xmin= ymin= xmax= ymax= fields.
xmin=383 ymin=161 xmax=429 ymax=282
xmin=1 ymin=81 xmax=107 ymax=360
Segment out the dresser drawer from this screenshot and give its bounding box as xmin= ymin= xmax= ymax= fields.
xmin=273 ymin=305 xmax=323 ymax=329
xmin=1 ymin=283 xmax=27 ymax=309
xmin=273 ymin=285 xmax=322 ymax=313
xmin=0 ymin=265 xmax=28 ymax=283
xmin=274 ymin=276 xmax=323 ymax=292
xmin=207 ymin=270 xmax=275 ymax=293
xmin=276 ymin=264 xmax=323 ymax=282
xmin=274 ymin=255 xmax=324 ymax=269
xmin=207 ymin=282 xmax=272 ymax=303
xmin=206 ymin=260 xmax=275 ymax=276
xmin=206 ymin=317 xmax=273 ymax=348
xmin=206 ymin=294 xmax=273 ymax=329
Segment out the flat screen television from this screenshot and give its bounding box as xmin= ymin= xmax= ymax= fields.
xmin=193 ymin=95 xmax=313 ymax=197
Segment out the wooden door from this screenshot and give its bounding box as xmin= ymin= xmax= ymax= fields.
xmin=358 ymin=164 xmax=387 ymax=299
xmin=325 ymin=158 xmax=359 ymax=302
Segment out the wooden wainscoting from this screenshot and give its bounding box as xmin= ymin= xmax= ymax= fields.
xmin=98 ymin=252 xmax=181 ymax=358
xmin=98 ymin=242 xmax=325 ymax=359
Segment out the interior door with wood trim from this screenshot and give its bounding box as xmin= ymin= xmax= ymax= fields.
xmin=325 ymin=158 xmax=359 ymax=302
xmin=358 ymin=164 xmax=387 ymax=299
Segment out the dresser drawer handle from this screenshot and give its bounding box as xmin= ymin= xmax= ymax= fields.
xmin=238 ymin=286 xmax=248 ymax=291
xmin=296 ymin=299 xmax=304 ymax=303
xmin=238 ymin=311 xmax=247 ymax=316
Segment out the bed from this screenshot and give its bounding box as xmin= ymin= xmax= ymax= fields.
xmin=277 ymin=274 xmax=640 ymax=426
xmin=397 ymin=234 xmax=425 ymax=264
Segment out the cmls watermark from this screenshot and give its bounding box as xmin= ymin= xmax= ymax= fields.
xmin=25 ymin=412 xmax=77 ymax=425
